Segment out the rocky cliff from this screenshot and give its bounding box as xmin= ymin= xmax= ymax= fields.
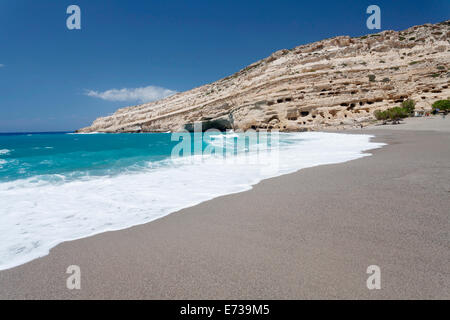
xmin=78 ymin=21 xmax=450 ymax=133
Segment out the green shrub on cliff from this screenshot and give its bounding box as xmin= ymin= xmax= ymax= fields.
xmin=401 ymin=99 xmax=415 ymax=114
xmin=374 ymin=110 xmax=389 ymax=121
xmin=387 ymin=107 xmax=409 ymax=120
xmin=374 ymin=106 xmax=410 ymax=122
xmin=432 ymin=100 xmax=450 ymax=111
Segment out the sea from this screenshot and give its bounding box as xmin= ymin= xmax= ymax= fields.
xmin=0 ymin=131 xmax=384 ymax=270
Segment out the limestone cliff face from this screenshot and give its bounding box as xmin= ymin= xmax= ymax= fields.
xmin=78 ymin=21 xmax=450 ymax=133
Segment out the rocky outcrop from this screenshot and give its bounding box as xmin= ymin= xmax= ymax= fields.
xmin=78 ymin=21 xmax=450 ymax=133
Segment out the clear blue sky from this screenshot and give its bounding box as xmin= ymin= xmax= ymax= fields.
xmin=0 ymin=0 xmax=448 ymax=132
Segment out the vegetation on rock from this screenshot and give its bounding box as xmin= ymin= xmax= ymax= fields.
xmin=374 ymin=99 xmax=415 ymax=123
xmin=432 ymin=100 xmax=450 ymax=111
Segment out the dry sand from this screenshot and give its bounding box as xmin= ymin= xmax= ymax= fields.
xmin=363 ymin=114 xmax=450 ymax=132
xmin=0 ymin=117 xmax=449 ymax=299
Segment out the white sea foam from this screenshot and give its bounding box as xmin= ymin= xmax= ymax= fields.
xmin=32 ymin=146 xmax=54 ymax=150
xmin=0 ymin=132 xmax=384 ymax=270
xmin=0 ymin=150 xmax=11 ymax=168
xmin=0 ymin=149 xmax=11 ymax=155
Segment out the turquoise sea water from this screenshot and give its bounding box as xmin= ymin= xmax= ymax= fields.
xmin=0 ymin=132 xmax=191 ymax=182
xmin=0 ymin=131 xmax=384 ymax=270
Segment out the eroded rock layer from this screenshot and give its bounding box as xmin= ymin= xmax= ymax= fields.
xmin=78 ymin=21 xmax=450 ymax=133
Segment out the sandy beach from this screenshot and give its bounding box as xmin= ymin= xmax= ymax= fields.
xmin=0 ymin=117 xmax=449 ymax=299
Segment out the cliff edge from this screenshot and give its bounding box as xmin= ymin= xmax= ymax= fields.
xmin=78 ymin=21 xmax=450 ymax=133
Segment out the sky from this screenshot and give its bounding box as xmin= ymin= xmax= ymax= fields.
xmin=0 ymin=0 xmax=448 ymax=132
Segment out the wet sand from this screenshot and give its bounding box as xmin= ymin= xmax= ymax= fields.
xmin=0 ymin=119 xmax=449 ymax=299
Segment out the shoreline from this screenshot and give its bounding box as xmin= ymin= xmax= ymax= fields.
xmin=0 ymin=119 xmax=449 ymax=299
xmin=0 ymin=132 xmax=380 ymax=272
